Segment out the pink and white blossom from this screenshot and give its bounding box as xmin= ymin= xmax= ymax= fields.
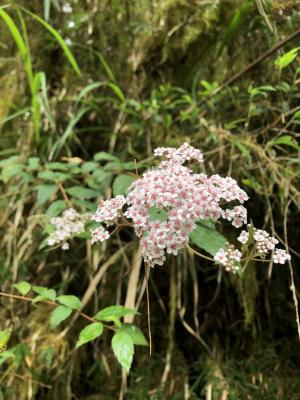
xmin=273 ymin=249 xmax=291 ymax=264
xmin=214 ymin=245 xmax=242 ymax=273
xmin=91 ymin=144 xmax=249 ymax=267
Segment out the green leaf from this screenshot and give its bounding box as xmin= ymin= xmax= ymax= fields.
xmin=91 ymin=169 xmax=111 ymax=183
xmin=269 ymin=135 xmax=299 ymax=150
xmin=229 ymin=137 xmax=252 ymax=162
xmin=14 ymin=281 xmax=31 ymax=296
xmin=38 ymin=170 xmax=70 ymax=181
xmin=1 ymin=164 xmax=23 ymax=183
xmin=77 ymin=82 xmax=103 ymax=103
xmin=0 ymin=156 xmax=19 ymax=167
xmin=76 ymin=322 xmax=104 ymax=348
xmin=120 ymin=324 xmax=148 ymax=346
xmin=103 ymin=161 xmax=139 ymax=171
xmin=27 ymin=157 xmax=40 ymax=170
xmin=81 ymin=161 xmax=98 ymax=173
xmin=46 ymin=200 xmax=67 ymax=217
xmin=57 ymin=295 xmax=81 ymax=310
xmin=36 ymin=184 xmax=57 ymax=205
xmin=111 ymin=331 xmax=134 ymax=373
xmin=95 ymin=51 xmax=117 ymax=82
xmin=275 ymin=47 xmax=300 ymax=69
xmin=32 ymin=287 xmax=56 ymax=302
xmin=93 ymin=152 xmax=118 ymax=162
xmin=0 ymin=329 xmax=12 ymax=351
xmin=112 ymin=175 xmax=136 ymax=196
xmin=50 ymin=306 xmax=72 ymax=329
xmin=94 ymin=306 xmax=138 ymax=323
xmin=148 ymin=206 xmax=168 ymax=222
xmin=189 ymin=220 xmax=227 ymax=256
xmin=66 ymin=186 xmax=98 ymax=199
xmin=107 ymin=82 xmax=125 ymax=102
xmin=0 ymin=9 xmax=27 ymax=60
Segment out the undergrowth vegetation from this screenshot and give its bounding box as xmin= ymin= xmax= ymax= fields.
xmin=0 ymin=1 xmax=300 ymax=399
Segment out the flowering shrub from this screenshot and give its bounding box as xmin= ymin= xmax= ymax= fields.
xmin=48 ymin=208 xmax=90 ymax=249
xmin=42 ymin=143 xmax=292 ymax=372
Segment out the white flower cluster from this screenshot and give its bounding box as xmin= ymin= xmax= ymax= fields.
xmin=236 ymin=225 xmax=291 ymax=264
xmin=91 ymin=195 xmax=127 ymax=243
xmin=273 ymin=249 xmax=291 ymax=264
xmin=214 ymin=245 xmax=242 ymax=273
xmin=48 ymin=208 xmax=89 ymax=250
xmin=154 ymin=142 xmax=204 ymax=164
xmin=221 ymin=205 xmax=247 ymax=228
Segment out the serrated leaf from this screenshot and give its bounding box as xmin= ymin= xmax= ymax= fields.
xmin=14 ymin=281 xmax=31 ymax=296
xmin=120 ymin=324 xmax=148 ymax=346
xmin=189 ymin=220 xmax=227 ymax=256
xmin=111 ymin=331 xmax=134 ymax=373
xmin=50 ymin=306 xmax=72 ymax=329
xmin=76 ymin=322 xmax=104 ymax=348
xmin=57 ymin=295 xmax=81 ymax=310
xmin=94 ymin=306 xmax=138 ymax=323
xmin=36 ymin=184 xmax=57 ymax=205
xmin=112 ymin=175 xmax=136 ymax=196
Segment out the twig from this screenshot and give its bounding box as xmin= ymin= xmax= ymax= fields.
xmin=187 ymin=245 xmax=215 ymax=262
xmin=56 ymin=181 xmax=73 ymax=208
xmin=0 ymin=291 xmax=115 ymax=331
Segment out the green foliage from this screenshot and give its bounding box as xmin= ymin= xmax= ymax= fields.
xmin=111 ymin=331 xmax=134 ymax=373
xmin=36 ymin=184 xmax=57 ymax=205
xmin=32 ymin=287 xmax=56 ymax=303
xmin=275 ymin=47 xmax=300 ymax=69
xmin=112 ymin=174 xmax=136 ymax=196
xmin=57 ymin=295 xmax=81 ymax=310
xmin=14 ymin=281 xmax=31 ymax=296
xmin=189 ymin=220 xmax=227 ymax=256
xmin=120 ymin=324 xmax=148 ymax=346
xmin=94 ymin=306 xmax=138 ymax=327
xmin=50 ymin=305 xmax=73 ymax=329
xmin=76 ymin=322 xmax=104 ymax=348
